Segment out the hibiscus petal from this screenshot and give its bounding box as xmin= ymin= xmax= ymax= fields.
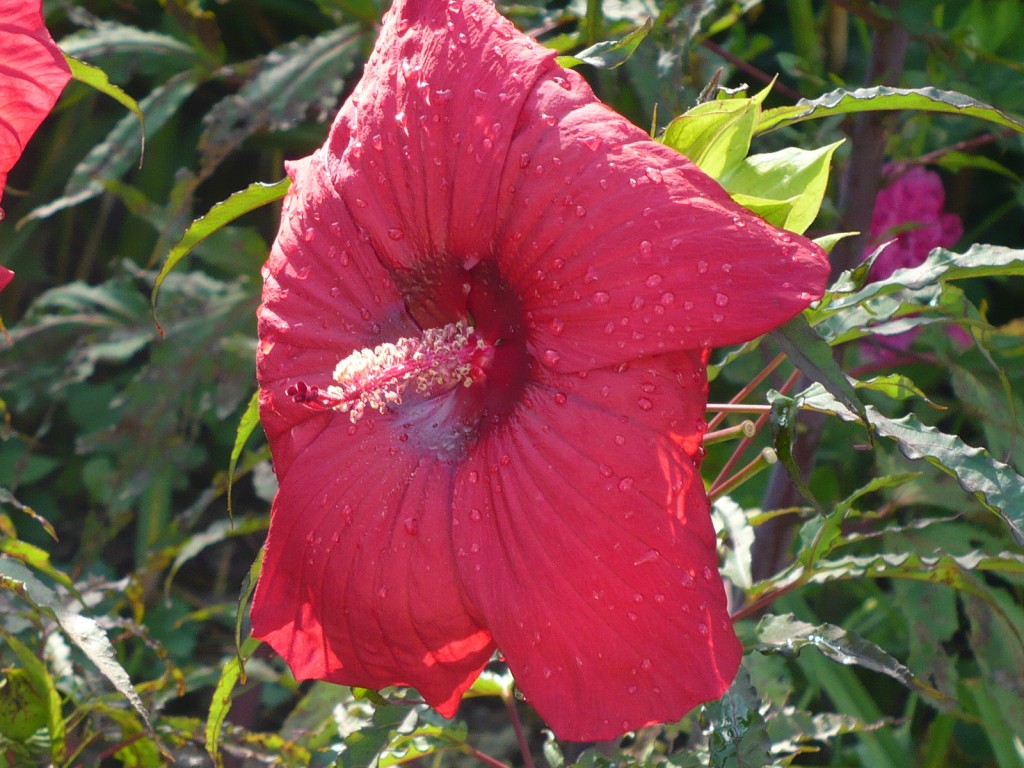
xmin=494 ymin=73 xmax=829 ymax=371
xmin=250 ymin=403 xmax=495 ymax=714
xmin=308 ymin=0 xmax=561 ymax=327
xmin=0 ymin=1 xmax=71 ymax=205
xmin=451 ymin=353 xmax=742 ymax=740
xmin=258 ymin=152 xmax=423 ymax=475
xmin=0 ymin=266 xmax=12 ymax=292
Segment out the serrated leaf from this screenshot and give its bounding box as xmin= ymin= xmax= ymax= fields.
xmin=755 ymin=613 xmax=950 ymax=703
xmin=721 ymin=141 xmax=842 ymax=234
xmin=151 ymin=178 xmax=290 ymax=327
xmin=765 ymin=708 xmax=890 ymax=757
xmin=714 ymin=496 xmax=754 ymax=589
xmin=756 ymin=86 xmax=1024 ymax=136
xmin=65 ymin=54 xmax=144 ymax=155
xmin=0 ymin=559 xmax=155 ymax=741
xmin=556 ymin=19 xmax=652 ymax=70
xmin=22 ymin=71 xmax=199 ymax=224
xmin=60 ymin=22 xmax=205 ymax=78
xmin=199 ymin=25 xmax=362 ymax=176
xmin=798 ymin=385 xmax=1024 ymax=544
xmin=703 ymin=666 xmax=771 ymax=768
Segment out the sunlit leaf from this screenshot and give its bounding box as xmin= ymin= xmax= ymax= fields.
xmin=755 ymin=613 xmax=950 ymax=703
xmin=756 ymin=86 xmax=1024 ymax=136
xmin=2 ymin=636 xmax=64 ymax=758
xmin=151 ymin=178 xmax=289 ymax=327
xmin=65 ymin=54 xmax=145 ymax=155
xmin=228 ymin=390 xmax=262 ymax=518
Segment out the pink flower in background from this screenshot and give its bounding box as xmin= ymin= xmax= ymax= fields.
xmin=251 ymin=0 xmax=829 ymax=740
xmin=867 ymin=167 xmax=963 ymax=281
xmin=0 ymin=0 xmax=72 ymax=291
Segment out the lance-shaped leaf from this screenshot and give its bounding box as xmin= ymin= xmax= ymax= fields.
xmin=755 ymin=613 xmax=950 ymax=703
xmin=755 ymin=86 xmax=1024 ymax=136
xmin=0 ymin=559 xmax=156 ymax=740
xmin=64 ymin=54 xmax=144 ymax=152
xmin=557 ymin=19 xmax=653 ymax=70
xmin=798 ymin=384 xmax=1024 ymax=545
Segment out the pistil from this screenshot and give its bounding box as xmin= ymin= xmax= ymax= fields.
xmin=286 ymin=320 xmax=491 ymax=422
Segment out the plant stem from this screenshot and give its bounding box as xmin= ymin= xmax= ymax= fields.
xmin=707 ymin=352 xmax=786 ymax=432
xmin=504 ymin=694 xmax=537 ymax=768
xmin=704 ymin=420 xmax=757 ymax=445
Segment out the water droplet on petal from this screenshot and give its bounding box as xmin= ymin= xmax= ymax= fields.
xmin=714 ymin=292 xmax=729 ymax=307
xmin=543 ymin=349 xmax=561 ymax=366
xmin=579 ymin=135 xmax=602 ymax=151
xmin=645 ymin=167 xmax=663 ymax=184
xmin=697 ymin=260 xmax=709 ymax=274
xmin=645 ymin=274 xmax=663 ymax=288
xmin=618 ymin=476 xmax=634 ymax=491
xmin=371 ymin=134 xmax=383 ymax=151
xmin=553 ymin=75 xmax=571 ymax=90
xmin=574 ymin=205 xmax=587 ymax=217
xmin=698 ymin=623 xmax=709 ymax=636
xmin=593 ymin=291 xmax=610 ymax=304
xmin=554 ymin=392 xmax=568 ymax=405
xmin=387 ymin=228 xmax=405 ymax=241
xmin=403 ymin=517 xmax=419 ymax=536
xmin=638 ymin=240 xmax=653 ymax=256
xmin=636 ymin=398 xmax=653 ymax=412
xmin=378 ymin=586 xmax=389 ymax=599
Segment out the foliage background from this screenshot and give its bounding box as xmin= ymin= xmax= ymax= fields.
xmin=1 ymin=0 xmax=1023 ymax=766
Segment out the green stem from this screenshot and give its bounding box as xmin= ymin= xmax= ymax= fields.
xmin=584 ymin=0 xmax=602 ymax=46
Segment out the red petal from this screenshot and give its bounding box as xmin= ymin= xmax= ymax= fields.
xmin=0 ymin=266 xmax=12 ymax=292
xmin=257 ymin=152 xmax=422 ymax=476
xmin=493 ymin=73 xmax=829 ymax=371
xmin=250 ymin=402 xmax=494 ymax=714
xmin=311 ymin=0 xmax=557 ymax=311
xmin=451 ymin=353 xmax=742 ymax=740
xmin=0 ymin=1 xmax=71 ymax=205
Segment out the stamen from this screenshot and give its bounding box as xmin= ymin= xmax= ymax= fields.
xmin=289 ymin=320 xmax=489 ymax=422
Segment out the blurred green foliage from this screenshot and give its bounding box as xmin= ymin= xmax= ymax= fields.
xmin=1 ymin=0 xmax=1024 ymax=766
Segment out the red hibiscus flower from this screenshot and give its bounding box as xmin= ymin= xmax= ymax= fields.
xmin=252 ymin=0 xmax=829 ymax=740
xmin=0 ymin=0 xmax=72 ymax=290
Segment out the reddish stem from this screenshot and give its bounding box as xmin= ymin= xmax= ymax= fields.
xmin=707 ymin=353 xmax=786 ymax=432
xmin=504 ymin=694 xmax=537 ymax=768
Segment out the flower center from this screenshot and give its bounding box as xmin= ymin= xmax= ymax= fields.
xmin=286 ymin=320 xmax=493 ymax=422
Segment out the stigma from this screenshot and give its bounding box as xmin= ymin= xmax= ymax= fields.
xmin=286 ymin=320 xmax=492 ymax=422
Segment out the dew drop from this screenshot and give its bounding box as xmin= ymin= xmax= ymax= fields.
xmin=574 ymin=205 xmax=587 ymax=218
xmin=627 ymin=685 xmax=638 ymax=695
xmin=387 ymin=228 xmax=405 ymax=241
xmin=645 ymin=167 xmax=663 ymax=184
xmin=579 ymin=135 xmax=602 ymax=151
xmin=681 ymin=571 xmax=695 ymax=587
xmin=698 ymin=623 xmax=709 ymax=636
xmin=553 ymin=75 xmax=571 ymax=90
xmin=660 ymin=292 xmax=675 ymax=306
xmin=470 ymin=508 xmax=482 ymax=521
xmin=618 ymin=476 xmax=634 ymax=492
xmin=636 ymin=398 xmax=653 ymax=412
xmin=519 ymin=153 xmax=530 ymax=168
xmin=371 ymin=134 xmax=383 ymax=151
xmin=653 ymin=593 xmax=666 ymax=604
xmin=697 ymin=260 xmax=709 ymax=274
xmin=614 ymin=434 xmax=625 ymax=446
xmin=645 ymin=274 xmax=663 ymax=288
xmin=638 ymin=240 xmax=653 ymax=256
xmin=633 ymin=548 xmax=659 ymax=566
xmin=378 ymin=586 xmax=389 ymax=599
xmin=599 ymin=464 xmax=614 ymax=478
xmin=403 ymin=517 xmax=419 ymax=536
xmin=541 ymin=113 xmax=557 ymax=126
xmin=549 ymin=317 xmax=565 ymax=335
xmin=714 ymin=292 xmax=729 ymax=307
xmin=627 ymin=611 xmax=638 ymax=621
xmin=354 ymin=198 xmax=368 ymax=208
xmin=553 ymin=392 xmax=568 ymax=405
xmin=303 ymin=227 xmax=315 ymax=242
xmin=543 ymin=349 xmax=561 ymax=366
xmin=703 ymin=565 xmax=713 ymax=580
xmin=593 ymin=291 xmax=610 ymax=304
xmin=712 ymin=312 xmax=724 ymax=323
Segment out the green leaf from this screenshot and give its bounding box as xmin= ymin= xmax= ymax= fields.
xmin=799 ymin=385 xmax=1024 ymax=545
xmin=0 ymin=668 xmax=50 ymax=742
xmin=770 ymin=313 xmax=868 ymax=426
xmin=756 ymin=86 xmax=1024 ymax=136
xmin=720 ymin=140 xmax=843 ymax=234
xmin=0 ymin=560 xmax=155 ymax=741
xmin=206 ymin=636 xmax=262 ymax=768
xmin=661 ymin=84 xmax=770 ymax=178
xmin=714 ymin=497 xmax=754 ymax=589
xmin=65 ymin=54 xmax=145 ymax=155
xmin=22 ymin=71 xmax=199 ymax=224
xmin=703 ymin=666 xmax=771 ymax=768
xmin=60 ymin=22 xmax=206 ymax=79
xmin=163 ymin=516 xmax=268 ymax=599
xmin=236 ymin=547 xmax=265 ymax=662
xmin=755 ymin=613 xmax=950 ymax=703
xmin=151 ymin=178 xmax=290 ymax=326
xmin=228 ymin=390 xmax=262 ymax=518
xmin=556 ymin=19 xmax=653 ymax=70
xmin=2 ymin=636 xmax=64 ymax=758
xmin=198 ymin=25 xmax=363 ymax=177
